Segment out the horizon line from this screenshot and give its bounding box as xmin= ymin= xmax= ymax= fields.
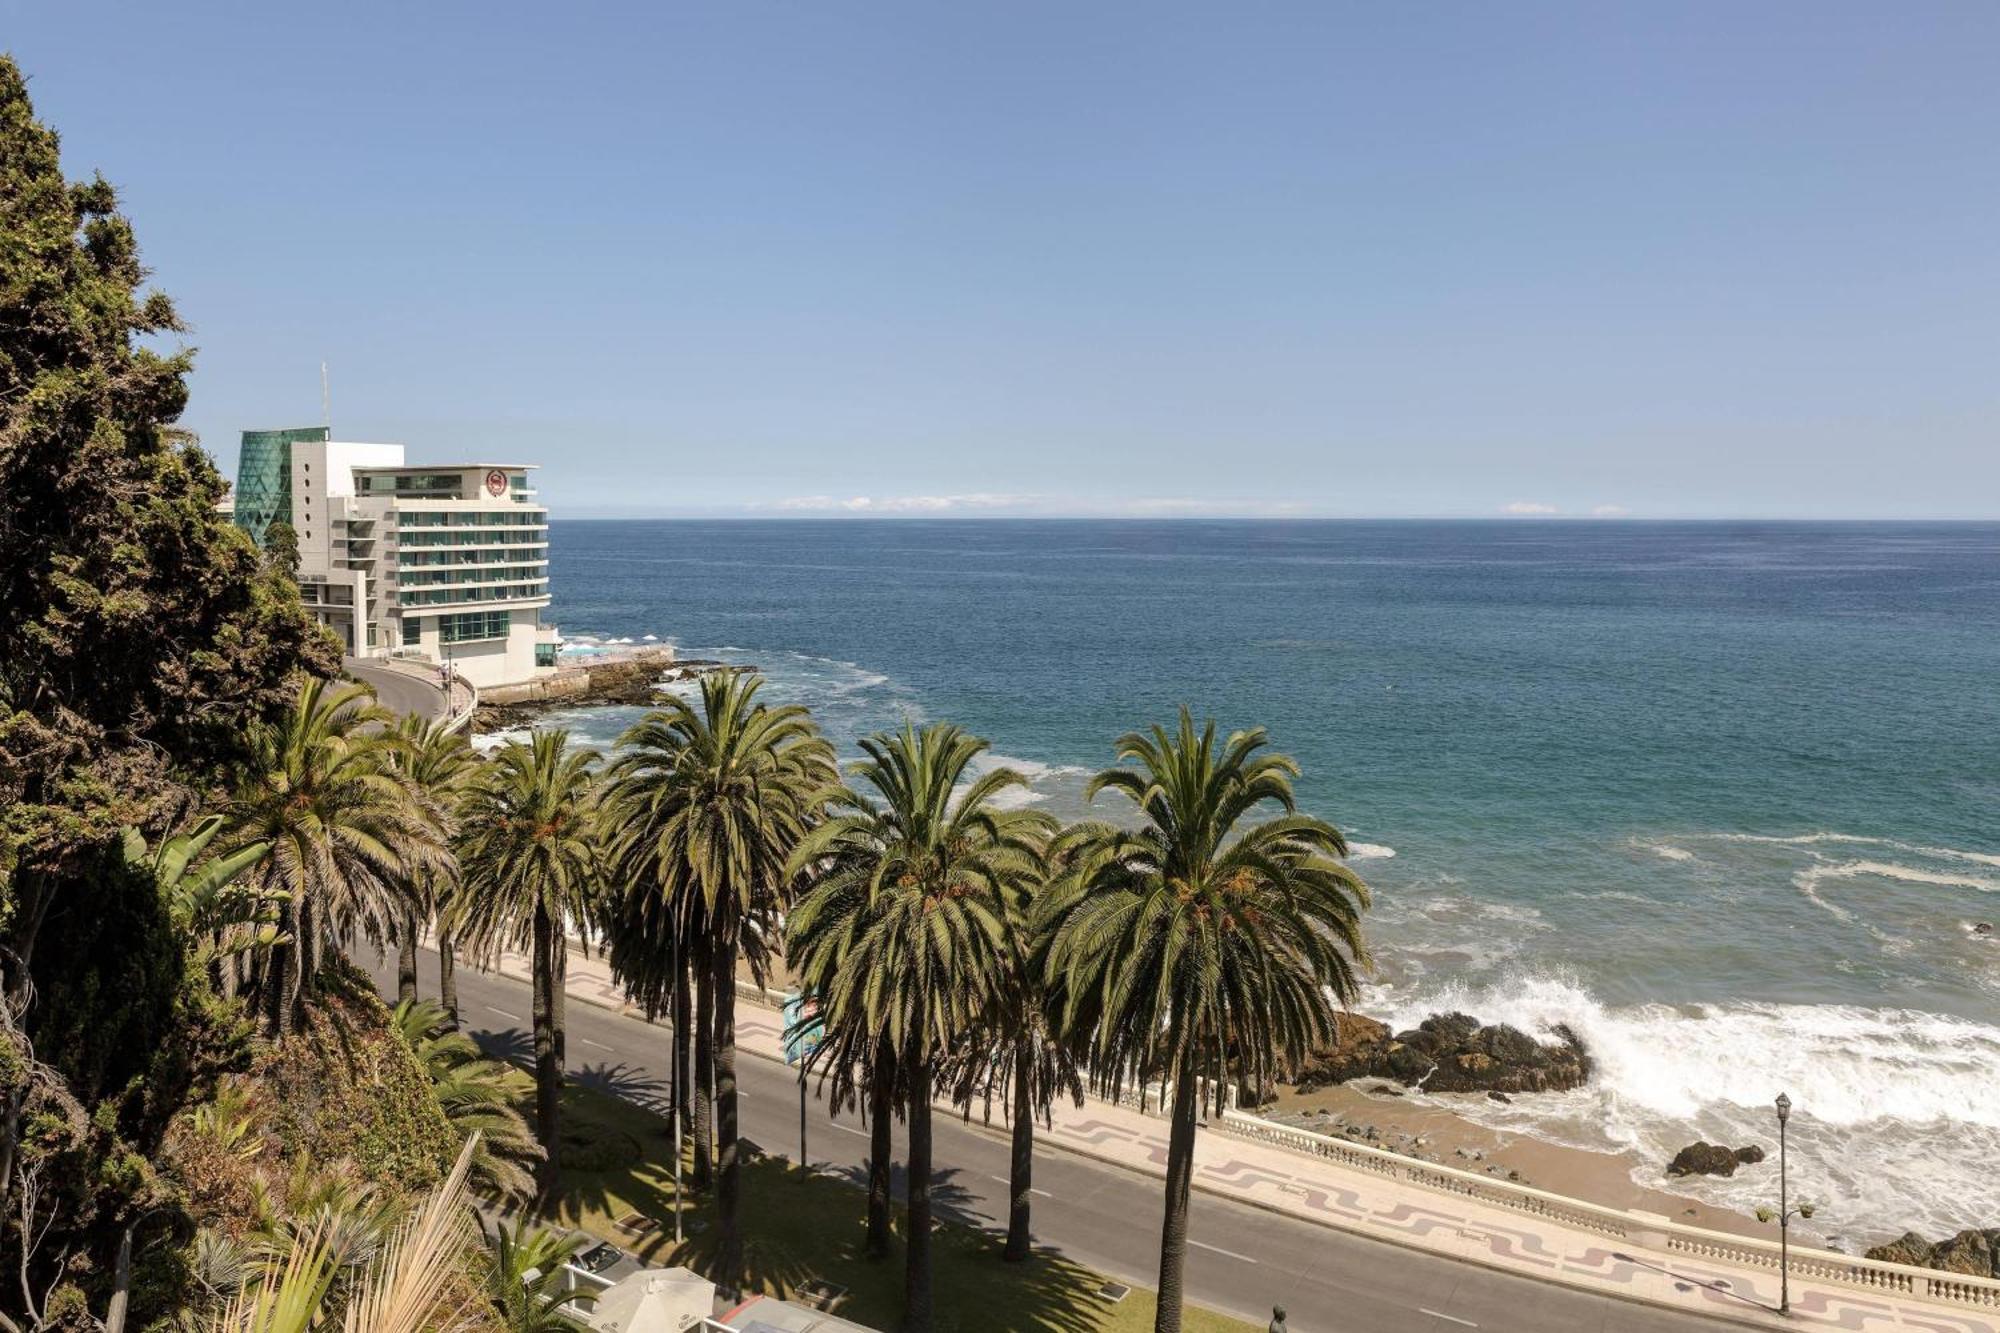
xmin=550 ymin=511 xmax=2000 ymax=523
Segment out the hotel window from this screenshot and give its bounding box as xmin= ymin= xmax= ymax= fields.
xmin=439 ymin=610 xmax=510 ymax=644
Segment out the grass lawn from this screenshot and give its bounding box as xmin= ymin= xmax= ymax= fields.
xmin=506 ymin=1069 xmax=1257 ymax=1333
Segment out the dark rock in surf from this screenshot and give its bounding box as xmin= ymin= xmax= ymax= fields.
xmin=1667 ymin=1142 xmax=1754 ymax=1178
xmin=1290 ymin=1010 xmax=1592 ymax=1096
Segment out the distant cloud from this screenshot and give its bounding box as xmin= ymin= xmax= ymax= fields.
xmin=768 ymin=493 xmax=1028 ymax=514
xmin=1591 ymin=504 xmax=1630 ymax=517
xmin=758 ymin=493 xmax=1311 ymax=518
xmin=1503 ymin=501 xmax=1560 ymax=516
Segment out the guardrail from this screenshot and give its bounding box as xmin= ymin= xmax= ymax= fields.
xmin=1213 ymin=1110 xmax=2000 ymax=1311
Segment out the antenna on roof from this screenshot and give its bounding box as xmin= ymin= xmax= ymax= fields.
xmin=320 ymin=361 xmax=331 ymax=430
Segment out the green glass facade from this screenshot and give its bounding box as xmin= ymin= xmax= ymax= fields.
xmin=233 ymin=425 xmax=328 ymax=547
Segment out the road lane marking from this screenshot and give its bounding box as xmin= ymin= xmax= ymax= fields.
xmin=1419 ymin=1311 xmax=1478 ymax=1328
xmin=485 ymin=1006 xmax=522 ymax=1021
xmin=830 ymin=1123 xmax=869 ymax=1138
xmin=1187 ymin=1239 xmax=1257 ymax=1264
xmin=579 ymin=1037 xmax=612 ymax=1051
xmin=985 ymin=1174 xmax=1051 ymax=1197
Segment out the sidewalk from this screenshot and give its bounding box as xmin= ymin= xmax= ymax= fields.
xmin=479 ymin=942 xmax=2000 ymax=1333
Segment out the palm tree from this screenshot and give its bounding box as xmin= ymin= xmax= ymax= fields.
xmin=482 ymin=1220 xmax=592 ymax=1332
xmin=449 ymin=730 xmax=602 ymax=1203
xmin=393 ymin=998 xmax=543 ymax=1201
xmin=1039 ymin=710 xmax=1371 ymax=1333
xmin=601 ymin=672 xmax=833 ymax=1292
xmin=786 ymin=722 xmax=1042 ymax=1331
xmin=953 ymin=825 xmax=1085 ymax=1262
xmin=122 ymin=814 xmax=274 ymax=991
xmin=228 ymin=678 xmax=446 ymax=1035
xmin=387 ymin=717 xmax=479 ymax=1018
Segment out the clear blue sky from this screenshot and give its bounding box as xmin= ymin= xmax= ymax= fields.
xmin=9 ymin=3 xmax=1998 ymax=517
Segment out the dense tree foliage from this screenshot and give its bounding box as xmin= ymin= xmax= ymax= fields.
xmin=0 ymin=55 xmax=337 ymax=1326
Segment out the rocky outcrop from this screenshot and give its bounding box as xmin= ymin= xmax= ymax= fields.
xmin=1665 ymin=1141 xmax=1766 ymax=1178
xmin=1867 ymin=1229 xmax=2000 ymax=1277
xmin=1291 ymin=1010 xmax=1591 ymax=1096
xmin=476 ymin=657 xmax=744 ymax=731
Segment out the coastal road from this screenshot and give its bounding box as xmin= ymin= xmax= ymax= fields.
xmin=345 ymin=656 xmax=449 ymax=722
xmin=364 ymin=950 xmax=1745 ymax=1333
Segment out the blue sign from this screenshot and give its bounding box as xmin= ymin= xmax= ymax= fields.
xmin=782 ymin=992 xmax=825 ymax=1066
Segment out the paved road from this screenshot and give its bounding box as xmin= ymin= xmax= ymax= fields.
xmin=345 ymin=656 xmax=450 ymax=724
xmin=365 ymin=950 xmax=1746 ymax=1333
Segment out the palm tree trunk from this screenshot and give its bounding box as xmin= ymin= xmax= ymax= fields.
xmin=552 ymin=931 xmax=567 ymax=1083
xmin=268 ymin=899 xmax=297 ymax=1037
xmin=673 ymin=957 xmax=693 ymax=1152
xmin=532 ymin=904 xmax=562 ymax=1204
xmin=713 ymin=937 xmax=743 ymax=1293
xmin=691 ymin=952 xmax=714 ymax=1190
xmin=1004 ymin=1047 xmax=1036 ymax=1262
xmin=865 ymin=1042 xmax=894 ymax=1260
xmin=1153 ymin=1070 xmax=1200 ymax=1333
xmin=438 ymin=928 xmax=459 ymax=1030
xmin=291 ymin=895 xmax=318 ymax=1031
xmin=397 ymin=904 xmax=419 ymax=1005
xmin=904 ymin=1060 xmax=935 ymax=1332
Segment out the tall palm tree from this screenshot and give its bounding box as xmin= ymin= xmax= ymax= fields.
xmin=228 ymin=678 xmax=446 ymax=1035
xmin=953 ymin=825 xmax=1085 ymax=1263
xmin=786 ymin=722 xmax=1042 ymax=1332
xmin=387 ymin=717 xmax=479 ymax=1018
xmin=449 ymin=730 xmax=602 ymax=1203
xmin=602 ymin=672 xmax=833 ymax=1292
xmin=1039 ymin=710 xmax=1371 ymax=1333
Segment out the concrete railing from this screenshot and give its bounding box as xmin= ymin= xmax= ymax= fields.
xmin=1214 ymin=1110 xmax=2000 ymax=1311
xmin=441 ymin=668 xmax=477 ymax=735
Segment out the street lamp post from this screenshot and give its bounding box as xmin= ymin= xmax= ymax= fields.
xmin=1775 ymin=1092 xmax=1791 ymax=1315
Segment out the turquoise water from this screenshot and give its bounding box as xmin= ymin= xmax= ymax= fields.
xmin=527 ymin=520 xmax=2000 ymax=1237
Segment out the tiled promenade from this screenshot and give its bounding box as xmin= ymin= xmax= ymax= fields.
xmin=482 ymin=941 xmax=1999 ymax=1333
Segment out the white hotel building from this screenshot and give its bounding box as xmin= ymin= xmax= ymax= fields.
xmin=233 ymin=427 xmax=558 ymax=689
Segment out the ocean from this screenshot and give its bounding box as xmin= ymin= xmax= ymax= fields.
xmin=517 ymin=519 xmax=2000 ymax=1241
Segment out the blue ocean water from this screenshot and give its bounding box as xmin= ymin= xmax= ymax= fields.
xmin=527 ymin=519 xmax=2000 ymax=1235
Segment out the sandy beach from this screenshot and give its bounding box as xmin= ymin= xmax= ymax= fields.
xmin=1261 ymin=1081 xmax=1795 ymax=1244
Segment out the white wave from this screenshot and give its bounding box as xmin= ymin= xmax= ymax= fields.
xmin=1702 ymin=830 xmax=2000 ymax=869
xmin=1367 ymin=972 xmax=2000 ymax=1239
xmin=1647 ymin=844 xmax=1694 ymax=861
xmin=1800 ymin=859 xmax=2000 ymax=897
xmin=1791 ymin=865 xmax=1858 ymax=923
xmin=1347 ymin=842 xmax=1396 ymax=860
xmin=977 ymin=752 xmax=1092 ymax=784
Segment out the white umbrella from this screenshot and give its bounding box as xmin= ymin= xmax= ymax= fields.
xmin=588 ymin=1267 xmax=715 ymax=1333
xmin=641 ymin=633 xmax=659 ymax=642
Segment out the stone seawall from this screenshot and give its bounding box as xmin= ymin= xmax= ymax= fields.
xmin=480 ymin=646 xmax=681 ymax=708
xmin=475 ymin=648 xmax=747 ymax=732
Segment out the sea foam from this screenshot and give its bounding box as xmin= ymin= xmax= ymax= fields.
xmin=1366 ymin=972 xmax=2000 ymax=1239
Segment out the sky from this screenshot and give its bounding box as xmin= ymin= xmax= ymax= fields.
xmin=8 ymin=2 xmax=1998 ymax=518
